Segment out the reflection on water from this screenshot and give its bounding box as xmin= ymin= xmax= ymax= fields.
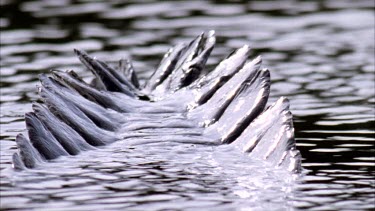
xmin=1 ymin=0 xmax=374 ymax=210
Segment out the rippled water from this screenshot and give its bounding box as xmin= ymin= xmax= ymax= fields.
xmin=1 ymin=0 xmax=374 ymax=210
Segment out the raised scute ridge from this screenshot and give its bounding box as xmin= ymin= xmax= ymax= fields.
xmin=12 ymin=31 xmax=302 ymax=173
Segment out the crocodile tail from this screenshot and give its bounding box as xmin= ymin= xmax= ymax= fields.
xmin=231 ymin=97 xmax=302 ymax=173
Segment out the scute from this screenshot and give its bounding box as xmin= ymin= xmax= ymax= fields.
xmin=12 ymin=31 xmax=302 ymax=173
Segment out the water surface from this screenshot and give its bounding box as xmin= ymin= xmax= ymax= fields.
xmin=1 ymin=0 xmax=374 ymax=210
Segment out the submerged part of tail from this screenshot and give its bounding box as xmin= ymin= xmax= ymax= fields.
xmin=12 ymin=31 xmax=302 ymax=173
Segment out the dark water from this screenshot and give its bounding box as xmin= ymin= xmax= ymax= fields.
xmin=1 ymin=0 xmax=374 ymax=210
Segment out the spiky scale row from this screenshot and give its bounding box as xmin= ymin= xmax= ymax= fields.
xmin=12 ymin=31 xmax=301 ymax=173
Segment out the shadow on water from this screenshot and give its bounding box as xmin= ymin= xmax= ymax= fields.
xmin=1 ymin=0 xmax=374 ymax=210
